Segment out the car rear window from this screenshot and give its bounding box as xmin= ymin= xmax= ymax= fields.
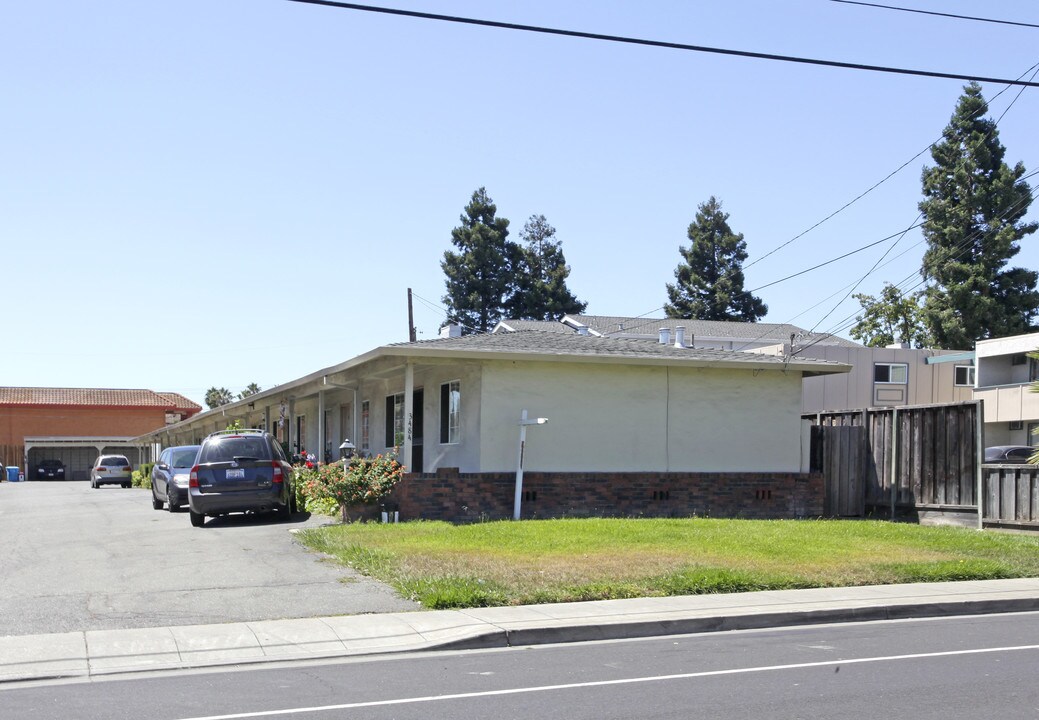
xmin=171 ymin=449 xmax=199 ymax=467
xmin=200 ymin=437 xmax=271 ymax=463
xmin=104 ymin=457 xmax=129 ymax=467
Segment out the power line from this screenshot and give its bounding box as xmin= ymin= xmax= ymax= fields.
xmin=787 ymin=67 xmax=1039 ymax=351
xmin=746 ymin=61 xmax=1039 ymax=269
xmin=829 ymin=1 xmax=1039 ymax=30
xmin=795 ymin=180 xmax=1039 ymax=354
xmin=746 ymin=224 xmax=922 ymax=293
xmin=286 ymin=0 xmax=1039 ymax=87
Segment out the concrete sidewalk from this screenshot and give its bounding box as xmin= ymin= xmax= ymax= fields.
xmin=3 ymin=578 xmax=1039 ymax=683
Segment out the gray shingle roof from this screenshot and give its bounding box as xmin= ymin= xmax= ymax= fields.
xmin=492 ymin=319 xmax=573 ymax=334
xmin=389 ymin=330 xmax=848 ymax=372
xmin=563 ymin=315 xmax=861 ymax=347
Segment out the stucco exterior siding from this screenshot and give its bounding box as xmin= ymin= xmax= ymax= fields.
xmin=475 ymin=361 xmax=804 ymax=473
xmin=407 ymin=362 xmax=483 ymax=473
xmin=665 ymin=366 xmax=804 ymax=472
xmin=478 ymin=361 xmax=669 ymax=473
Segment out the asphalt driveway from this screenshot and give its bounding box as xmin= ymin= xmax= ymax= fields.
xmin=0 ymin=480 xmax=418 ymax=637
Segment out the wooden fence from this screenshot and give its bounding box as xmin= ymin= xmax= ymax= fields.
xmin=807 ymin=401 xmax=982 ymax=521
xmin=982 ymin=465 xmax=1039 ymax=528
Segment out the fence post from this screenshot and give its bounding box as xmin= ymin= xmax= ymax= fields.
xmin=889 ymin=407 xmax=899 ymax=521
xmin=975 ymin=399 xmax=984 ymax=530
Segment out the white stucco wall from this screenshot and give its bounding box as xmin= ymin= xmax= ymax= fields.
xmin=366 ymin=361 xmax=485 ymax=473
xmin=476 ymin=360 xmax=805 ymax=473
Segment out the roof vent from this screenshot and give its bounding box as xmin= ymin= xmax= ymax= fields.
xmin=439 ymin=324 xmax=462 ymax=338
xmin=659 ymin=328 xmax=671 ymax=345
xmin=674 ymin=326 xmax=687 ymax=349
xmin=577 ymin=326 xmax=590 ymax=336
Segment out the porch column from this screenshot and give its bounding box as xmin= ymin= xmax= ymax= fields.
xmin=403 ymin=362 xmax=414 ymax=471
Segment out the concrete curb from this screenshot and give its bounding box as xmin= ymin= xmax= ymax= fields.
xmin=3 ymin=579 xmax=1039 ymax=684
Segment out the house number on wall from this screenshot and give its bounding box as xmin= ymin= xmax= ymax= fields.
xmin=407 ymin=412 xmax=413 ymax=441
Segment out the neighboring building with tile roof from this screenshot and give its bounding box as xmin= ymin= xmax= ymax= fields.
xmin=0 ymin=388 xmax=201 ymax=481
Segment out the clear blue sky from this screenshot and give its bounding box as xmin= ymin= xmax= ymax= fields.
xmin=3 ymin=0 xmax=1037 ymax=407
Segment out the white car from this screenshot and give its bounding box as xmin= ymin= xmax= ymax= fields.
xmin=90 ymin=455 xmax=133 ymax=488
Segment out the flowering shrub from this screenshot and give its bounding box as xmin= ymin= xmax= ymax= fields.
xmin=294 ymin=454 xmax=406 ymax=521
xmin=292 ymin=466 xmax=339 ymax=516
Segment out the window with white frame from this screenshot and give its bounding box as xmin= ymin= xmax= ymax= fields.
xmin=440 ymin=380 xmax=460 ymax=444
xmin=874 ymin=363 xmax=908 ymax=384
xmin=360 ymin=401 xmax=370 ymax=452
xmin=385 ymin=393 xmax=404 ymax=448
xmin=954 ymin=365 xmax=975 ymax=387
xmin=1029 ymin=423 xmax=1039 ymax=448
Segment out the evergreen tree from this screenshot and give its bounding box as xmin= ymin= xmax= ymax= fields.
xmin=665 ymin=196 xmax=766 ymax=321
xmin=850 ymin=283 xmax=929 ymax=348
xmin=441 ymin=188 xmax=512 ymax=334
xmin=918 ymin=82 xmax=1039 ymax=349
xmin=204 ymin=387 xmax=234 ymax=409
xmin=506 ymin=214 xmax=587 ymax=321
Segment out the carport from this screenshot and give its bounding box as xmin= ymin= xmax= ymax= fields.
xmin=24 ymin=437 xmax=149 ymax=481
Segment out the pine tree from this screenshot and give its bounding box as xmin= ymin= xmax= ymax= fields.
xmin=441 ymin=188 xmax=512 ymax=334
xmin=665 ymin=196 xmax=766 ymax=321
xmin=918 ymin=82 xmax=1039 ymax=349
xmin=506 ymin=214 xmax=587 ymax=321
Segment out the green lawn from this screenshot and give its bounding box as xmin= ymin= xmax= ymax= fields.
xmin=297 ymin=518 xmax=1039 ymax=609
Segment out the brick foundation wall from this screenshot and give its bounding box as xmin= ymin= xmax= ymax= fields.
xmin=390 ymin=469 xmax=824 ymax=523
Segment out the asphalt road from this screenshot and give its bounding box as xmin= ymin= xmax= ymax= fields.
xmin=5 ymin=611 xmax=1039 ymax=719
xmin=0 ymin=480 xmax=417 ymax=636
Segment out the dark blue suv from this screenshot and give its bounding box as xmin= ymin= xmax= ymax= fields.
xmin=188 ymin=429 xmax=295 ymax=528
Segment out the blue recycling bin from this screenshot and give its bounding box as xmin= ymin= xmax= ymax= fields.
xmin=6 ymin=466 xmax=20 ymax=482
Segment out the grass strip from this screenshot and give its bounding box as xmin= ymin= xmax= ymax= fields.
xmin=298 ymin=518 xmax=1039 ymax=609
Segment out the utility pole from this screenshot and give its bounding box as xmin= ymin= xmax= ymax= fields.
xmin=407 ymin=288 xmax=417 ymax=342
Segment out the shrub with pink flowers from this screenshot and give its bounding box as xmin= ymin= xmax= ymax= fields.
xmin=294 ymin=454 xmax=406 ymax=521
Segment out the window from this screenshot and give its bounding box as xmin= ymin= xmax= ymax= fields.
xmin=385 ymin=393 xmax=404 ymax=448
xmin=324 ymin=409 xmax=333 ymax=460
xmin=295 ymin=415 xmax=306 ymax=453
xmin=954 ymin=365 xmax=975 ymax=387
xmin=1012 ymin=354 xmax=1027 ymax=366
xmin=874 ymin=363 xmax=908 ymax=384
xmin=360 ymin=401 xmax=370 ymax=452
xmin=440 ymin=380 xmax=461 ymax=444
xmin=1030 ymin=423 xmax=1039 ymax=448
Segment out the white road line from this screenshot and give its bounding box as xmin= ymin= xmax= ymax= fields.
xmin=177 ymin=643 xmax=1039 ymax=720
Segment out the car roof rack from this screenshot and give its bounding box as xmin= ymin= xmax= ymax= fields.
xmin=205 ymin=428 xmax=266 ymax=439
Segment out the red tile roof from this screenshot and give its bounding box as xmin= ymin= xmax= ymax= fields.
xmin=0 ymin=387 xmax=202 ymax=411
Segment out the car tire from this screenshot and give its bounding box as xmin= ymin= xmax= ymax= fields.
xmin=189 ymin=510 xmax=205 ymax=527
xmin=122 ymin=482 xmax=131 ymax=489
xmin=151 ymin=485 xmax=163 ymax=510
xmin=278 ymin=501 xmax=292 ymax=521
xmin=168 ymin=500 xmax=179 ymax=513
xmin=90 ymin=478 xmax=97 ymax=489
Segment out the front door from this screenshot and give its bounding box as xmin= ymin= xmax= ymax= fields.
xmin=411 ymin=389 xmax=423 ymax=472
